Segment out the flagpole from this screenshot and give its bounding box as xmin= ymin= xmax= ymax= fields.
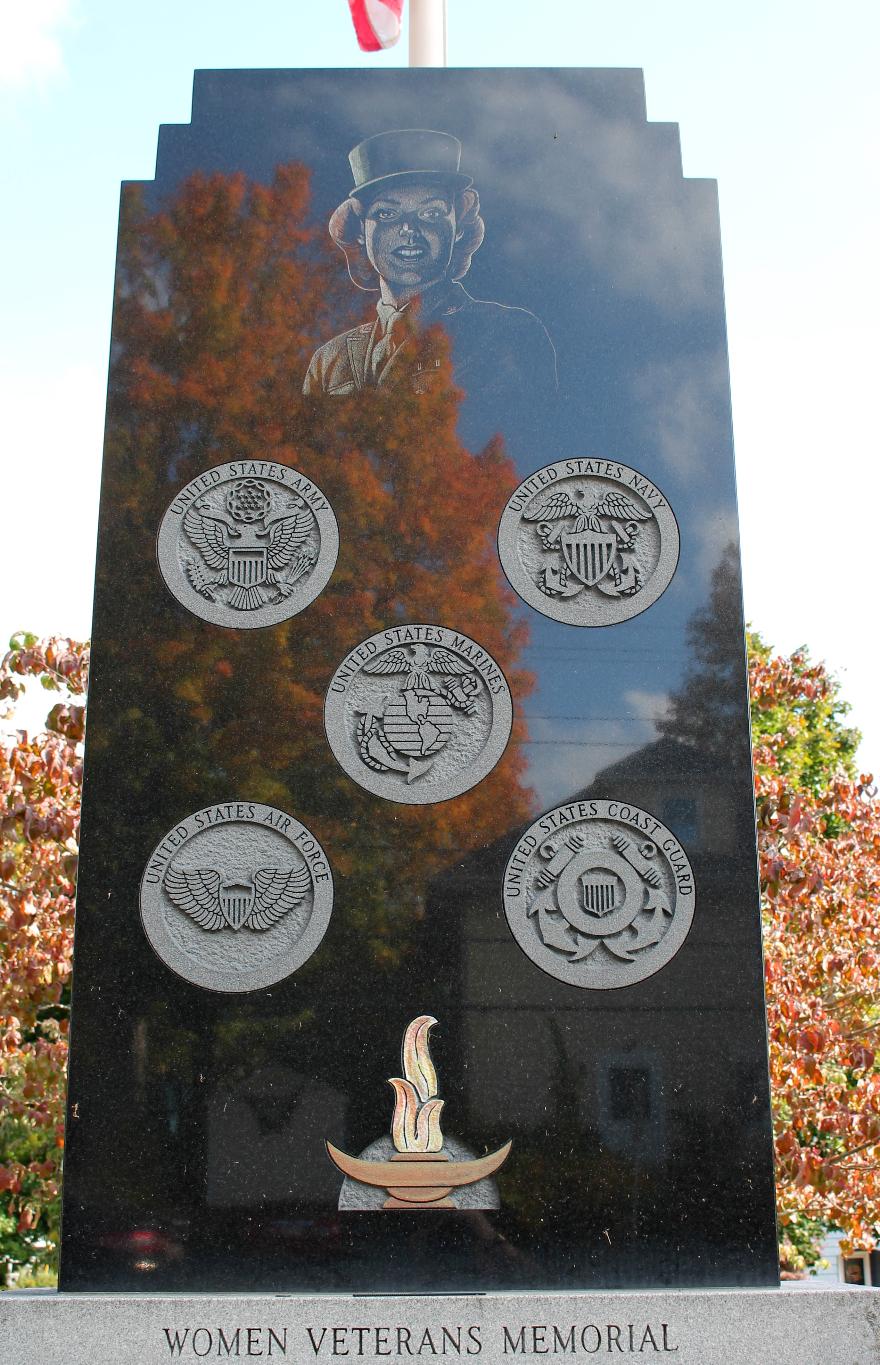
xmin=409 ymin=0 xmax=447 ymax=67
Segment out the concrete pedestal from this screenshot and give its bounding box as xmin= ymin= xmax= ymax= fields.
xmin=2 ymin=1286 xmax=878 ymax=1364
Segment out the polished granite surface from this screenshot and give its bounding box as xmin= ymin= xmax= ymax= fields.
xmin=60 ymin=68 xmax=778 ymax=1292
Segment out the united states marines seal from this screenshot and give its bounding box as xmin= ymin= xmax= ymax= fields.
xmin=139 ymin=802 xmax=333 ymax=992
xmin=157 ymin=460 xmax=339 ymax=628
xmin=497 ymin=459 xmax=679 ymax=626
xmin=324 ymin=625 xmax=513 ymax=804
xmin=503 ymin=800 xmax=695 ymax=989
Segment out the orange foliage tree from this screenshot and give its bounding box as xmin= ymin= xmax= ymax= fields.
xmin=0 ymin=634 xmax=88 ymax=1280
xmin=752 ymin=635 xmax=880 ymax=1272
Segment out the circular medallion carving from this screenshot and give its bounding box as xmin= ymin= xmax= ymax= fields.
xmin=157 ymin=460 xmax=339 ymax=629
xmin=140 ymin=802 xmax=333 ymax=992
xmin=497 ymin=458 xmax=679 ymax=627
xmin=503 ymin=799 xmax=695 ymax=989
xmin=324 ymin=625 xmax=513 ymax=805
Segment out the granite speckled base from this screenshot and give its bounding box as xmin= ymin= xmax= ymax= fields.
xmin=2 ymin=1288 xmax=878 ymax=1364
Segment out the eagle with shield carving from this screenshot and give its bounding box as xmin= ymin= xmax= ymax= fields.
xmin=163 ymin=864 xmax=312 ymax=933
xmin=524 ymin=487 xmax=653 ymax=599
xmin=182 ymin=478 xmax=316 ymax=611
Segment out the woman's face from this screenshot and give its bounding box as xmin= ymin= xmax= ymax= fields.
xmin=362 ymin=182 xmax=457 ymax=298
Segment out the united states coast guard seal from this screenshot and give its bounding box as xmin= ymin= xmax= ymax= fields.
xmin=503 ymin=800 xmax=695 ymax=989
xmin=157 ymin=460 xmax=339 ymax=628
xmin=497 ymin=458 xmax=679 ymax=627
xmin=139 ymin=802 xmax=333 ymax=992
xmin=324 ymin=625 xmax=513 ymax=804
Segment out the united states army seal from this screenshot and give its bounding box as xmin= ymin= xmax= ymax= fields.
xmin=157 ymin=460 xmax=339 ymax=628
xmin=324 ymin=625 xmax=513 ymax=804
xmin=497 ymin=459 xmax=679 ymax=626
xmin=503 ymin=800 xmax=695 ymax=989
xmin=139 ymin=802 xmax=333 ymax=992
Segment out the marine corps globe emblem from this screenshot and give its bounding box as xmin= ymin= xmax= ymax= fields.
xmin=324 ymin=625 xmax=513 ymax=803
xmin=503 ymin=800 xmax=695 ymax=989
xmin=139 ymin=802 xmax=333 ymax=992
xmin=157 ymin=460 xmax=339 ymax=628
xmin=498 ymin=459 xmax=679 ymax=627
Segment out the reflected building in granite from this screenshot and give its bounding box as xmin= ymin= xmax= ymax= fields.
xmin=422 ymin=547 xmax=772 ymax=1284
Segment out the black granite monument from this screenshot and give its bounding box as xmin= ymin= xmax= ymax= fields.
xmin=59 ymin=68 xmax=778 ymax=1293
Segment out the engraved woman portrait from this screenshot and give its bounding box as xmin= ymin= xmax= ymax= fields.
xmin=303 ymin=129 xmax=557 ymax=401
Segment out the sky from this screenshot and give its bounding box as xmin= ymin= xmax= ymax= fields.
xmin=1 ymin=0 xmax=878 ymax=769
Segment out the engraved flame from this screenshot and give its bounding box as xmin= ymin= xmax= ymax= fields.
xmin=389 ymin=1015 xmax=444 ymax=1153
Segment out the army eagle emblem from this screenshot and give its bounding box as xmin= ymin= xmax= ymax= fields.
xmin=164 ymin=865 xmax=311 ymax=933
xmin=182 ymin=477 xmax=316 ymax=611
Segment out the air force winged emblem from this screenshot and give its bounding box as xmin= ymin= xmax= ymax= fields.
xmin=525 ymin=488 xmax=652 ymax=599
xmin=164 ymin=865 xmax=311 ymax=933
xmin=355 ymin=644 xmax=480 ymax=784
xmin=182 ymin=478 xmax=316 ymax=611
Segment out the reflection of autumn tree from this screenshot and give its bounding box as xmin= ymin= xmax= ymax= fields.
xmin=66 ymin=165 xmax=533 ymax=1235
xmin=105 ymin=164 xmax=531 ymax=942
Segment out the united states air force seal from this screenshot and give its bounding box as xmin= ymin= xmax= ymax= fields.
xmin=503 ymin=800 xmax=695 ymax=989
xmin=324 ymin=625 xmax=513 ymax=804
xmin=140 ymin=803 xmax=333 ymax=992
xmin=157 ymin=460 xmax=339 ymax=628
xmin=497 ymin=459 xmax=679 ymax=627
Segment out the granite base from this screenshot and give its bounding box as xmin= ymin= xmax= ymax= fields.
xmin=2 ymin=1286 xmax=878 ymax=1365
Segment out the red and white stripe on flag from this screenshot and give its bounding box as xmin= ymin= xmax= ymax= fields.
xmin=347 ymin=0 xmax=404 ymax=51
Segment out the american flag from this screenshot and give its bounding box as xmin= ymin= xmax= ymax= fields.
xmin=347 ymin=0 xmax=405 ymax=51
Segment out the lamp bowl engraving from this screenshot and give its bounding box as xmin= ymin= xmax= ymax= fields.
xmin=498 ymin=458 xmax=679 ymax=627
xmin=156 ymin=460 xmax=339 ymax=629
xmin=503 ymin=799 xmax=695 ymax=989
xmin=326 ymin=1015 xmax=511 ymax=1210
xmin=324 ymin=625 xmax=513 ymax=804
xmin=139 ymin=802 xmax=333 ymax=992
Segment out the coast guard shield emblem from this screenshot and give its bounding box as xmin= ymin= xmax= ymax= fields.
xmin=503 ymin=801 xmax=696 ymax=989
